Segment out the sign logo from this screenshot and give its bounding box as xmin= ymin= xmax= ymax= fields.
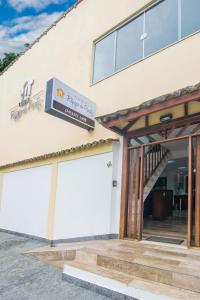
xmin=10 ymin=78 xmax=44 ymax=121
xmin=56 ymin=87 xmax=65 ymax=99
xmin=21 ymin=78 xmax=34 ymax=100
xmin=45 ymin=78 xmax=96 ymax=130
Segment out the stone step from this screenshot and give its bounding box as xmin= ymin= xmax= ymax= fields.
xmin=81 ymin=242 xmax=200 ymax=268
xmin=117 ymin=242 xmax=200 ymax=263
xmin=26 ymin=238 xmax=200 ymax=298
xmin=63 ymin=259 xmax=200 ymax=300
xmin=97 ymin=253 xmax=200 ymax=293
xmin=113 ymin=245 xmax=200 ymax=271
xmin=73 ymin=245 xmax=200 ymax=293
xmin=118 ymin=241 xmax=200 ymax=260
xmin=99 ymin=245 xmax=200 ymax=277
xmin=26 ymin=249 xmax=76 ymax=262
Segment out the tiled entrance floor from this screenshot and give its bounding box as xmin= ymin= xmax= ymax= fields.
xmin=143 ymin=215 xmax=188 ymax=246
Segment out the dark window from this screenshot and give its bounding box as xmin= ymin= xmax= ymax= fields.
xmin=93 ymin=0 xmax=200 ymax=83
xmin=93 ymin=32 xmax=116 ymax=82
xmin=144 ymin=0 xmax=178 ymax=57
xmin=181 ymin=0 xmax=200 ymax=38
xmin=116 ymin=15 xmax=143 ymax=71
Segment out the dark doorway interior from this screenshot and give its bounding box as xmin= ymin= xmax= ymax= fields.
xmin=143 ymin=139 xmax=189 ymax=245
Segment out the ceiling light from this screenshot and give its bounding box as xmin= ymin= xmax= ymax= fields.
xmin=178 ymin=166 xmax=187 ymax=170
xmin=168 ymin=160 xmax=176 ymax=164
xmin=160 ymin=113 xmax=172 ymax=123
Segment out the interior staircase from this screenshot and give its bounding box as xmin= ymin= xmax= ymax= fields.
xmin=143 ymin=144 xmax=170 ymax=202
xmin=143 ymin=153 xmax=170 ymax=201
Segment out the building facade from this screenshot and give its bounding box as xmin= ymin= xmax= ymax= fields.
xmin=1 ymin=0 xmax=200 ymax=245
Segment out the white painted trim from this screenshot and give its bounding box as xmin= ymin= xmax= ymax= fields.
xmin=63 ymin=265 xmax=173 ymax=300
xmin=109 ymin=140 xmax=122 ymax=234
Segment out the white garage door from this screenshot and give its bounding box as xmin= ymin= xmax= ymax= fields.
xmin=53 ymin=152 xmax=113 ymax=240
xmin=0 ymin=165 xmax=51 ymax=238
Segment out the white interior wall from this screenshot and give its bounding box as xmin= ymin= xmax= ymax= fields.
xmin=161 ymin=169 xmax=177 ymax=191
xmin=53 ymin=151 xmax=117 ymax=240
xmin=0 ymin=165 xmax=51 ymax=238
xmin=161 ymin=157 xmax=188 ymax=192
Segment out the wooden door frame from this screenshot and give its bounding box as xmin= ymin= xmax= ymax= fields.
xmin=187 ymin=136 xmax=192 ymax=247
xmin=119 ymin=135 xmax=129 ymax=239
xmin=138 ymin=145 xmax=144 ymax=241
xmin=195 ymin=136 xmax=200 ymax=247
xmin=120 ymin=131 xmax=200 ymax=247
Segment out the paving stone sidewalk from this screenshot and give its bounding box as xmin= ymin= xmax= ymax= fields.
xmin=0 ymin=232 xmax=110 ymax=300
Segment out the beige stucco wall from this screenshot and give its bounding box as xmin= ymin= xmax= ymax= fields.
xmin=1 ymin=0 xmax=200 ymax=165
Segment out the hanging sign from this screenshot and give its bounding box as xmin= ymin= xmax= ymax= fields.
xmin=45 ymin=78 xmax=96 ymax=130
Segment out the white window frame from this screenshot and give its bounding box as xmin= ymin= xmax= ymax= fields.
xmin=92 ymin=0 xmax=200 ymax=85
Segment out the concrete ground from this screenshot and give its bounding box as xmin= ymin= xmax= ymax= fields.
xmin=0 ymin=231 xmax=111 ymax=300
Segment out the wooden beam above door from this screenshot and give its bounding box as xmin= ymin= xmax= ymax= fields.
xmin=97 ymin=87 xmax=200 ymax=130
xmin=127 ymin=113 xmax=200 ymax=139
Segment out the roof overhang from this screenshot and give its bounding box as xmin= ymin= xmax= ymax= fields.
xmin=96 ymin=83 xmax=200 ymax=138
xmin=0 ymin=139 xmax=117 ymax=171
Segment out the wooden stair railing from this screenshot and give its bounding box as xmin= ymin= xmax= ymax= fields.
xmin=144 ymin=144 xmax=168 ymax=186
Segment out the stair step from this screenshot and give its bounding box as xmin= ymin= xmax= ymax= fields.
xmin=117 ymin=243 xmax=200 ymax=268
xmin=26 ymin=238 xmax=200 ymax=298
xmin=73 ymin=245 xmax=200 ymax=293
xmin=81 ymin=240 xmax=200 ymax=263
xmin=63 ymin=260 xmax=200 ymax=300
xmin=97 ymin=253 xmax=200 ymax=293
xmin=95 ymin=247 xmax=200 ymax=276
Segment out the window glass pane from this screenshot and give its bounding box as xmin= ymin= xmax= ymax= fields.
xmin=116 ymin=14 xmax=143 ymax=71
xmin=93 ymin=32 xmax=115 ymax=83
xmin=144 ymin=0 xmax=178 ymax=57
xmin=181 ymin=0 xmax=200 ymax=38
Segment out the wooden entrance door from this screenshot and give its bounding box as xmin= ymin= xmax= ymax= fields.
xmin=119 ymin=138 xmax=144 ymax=240
xmin=122 ymin=141 xmax=169 ymax=241
xmin=187 ymin=135 xmax=200 ymax=247
xmin=126 ymin=146 xmax=143 ymax=240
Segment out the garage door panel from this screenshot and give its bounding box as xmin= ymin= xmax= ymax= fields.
xmin=54 ymin=153 xmax=113 ymax=240
xmin=0 ymin=165 xmax=51 ymax=238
